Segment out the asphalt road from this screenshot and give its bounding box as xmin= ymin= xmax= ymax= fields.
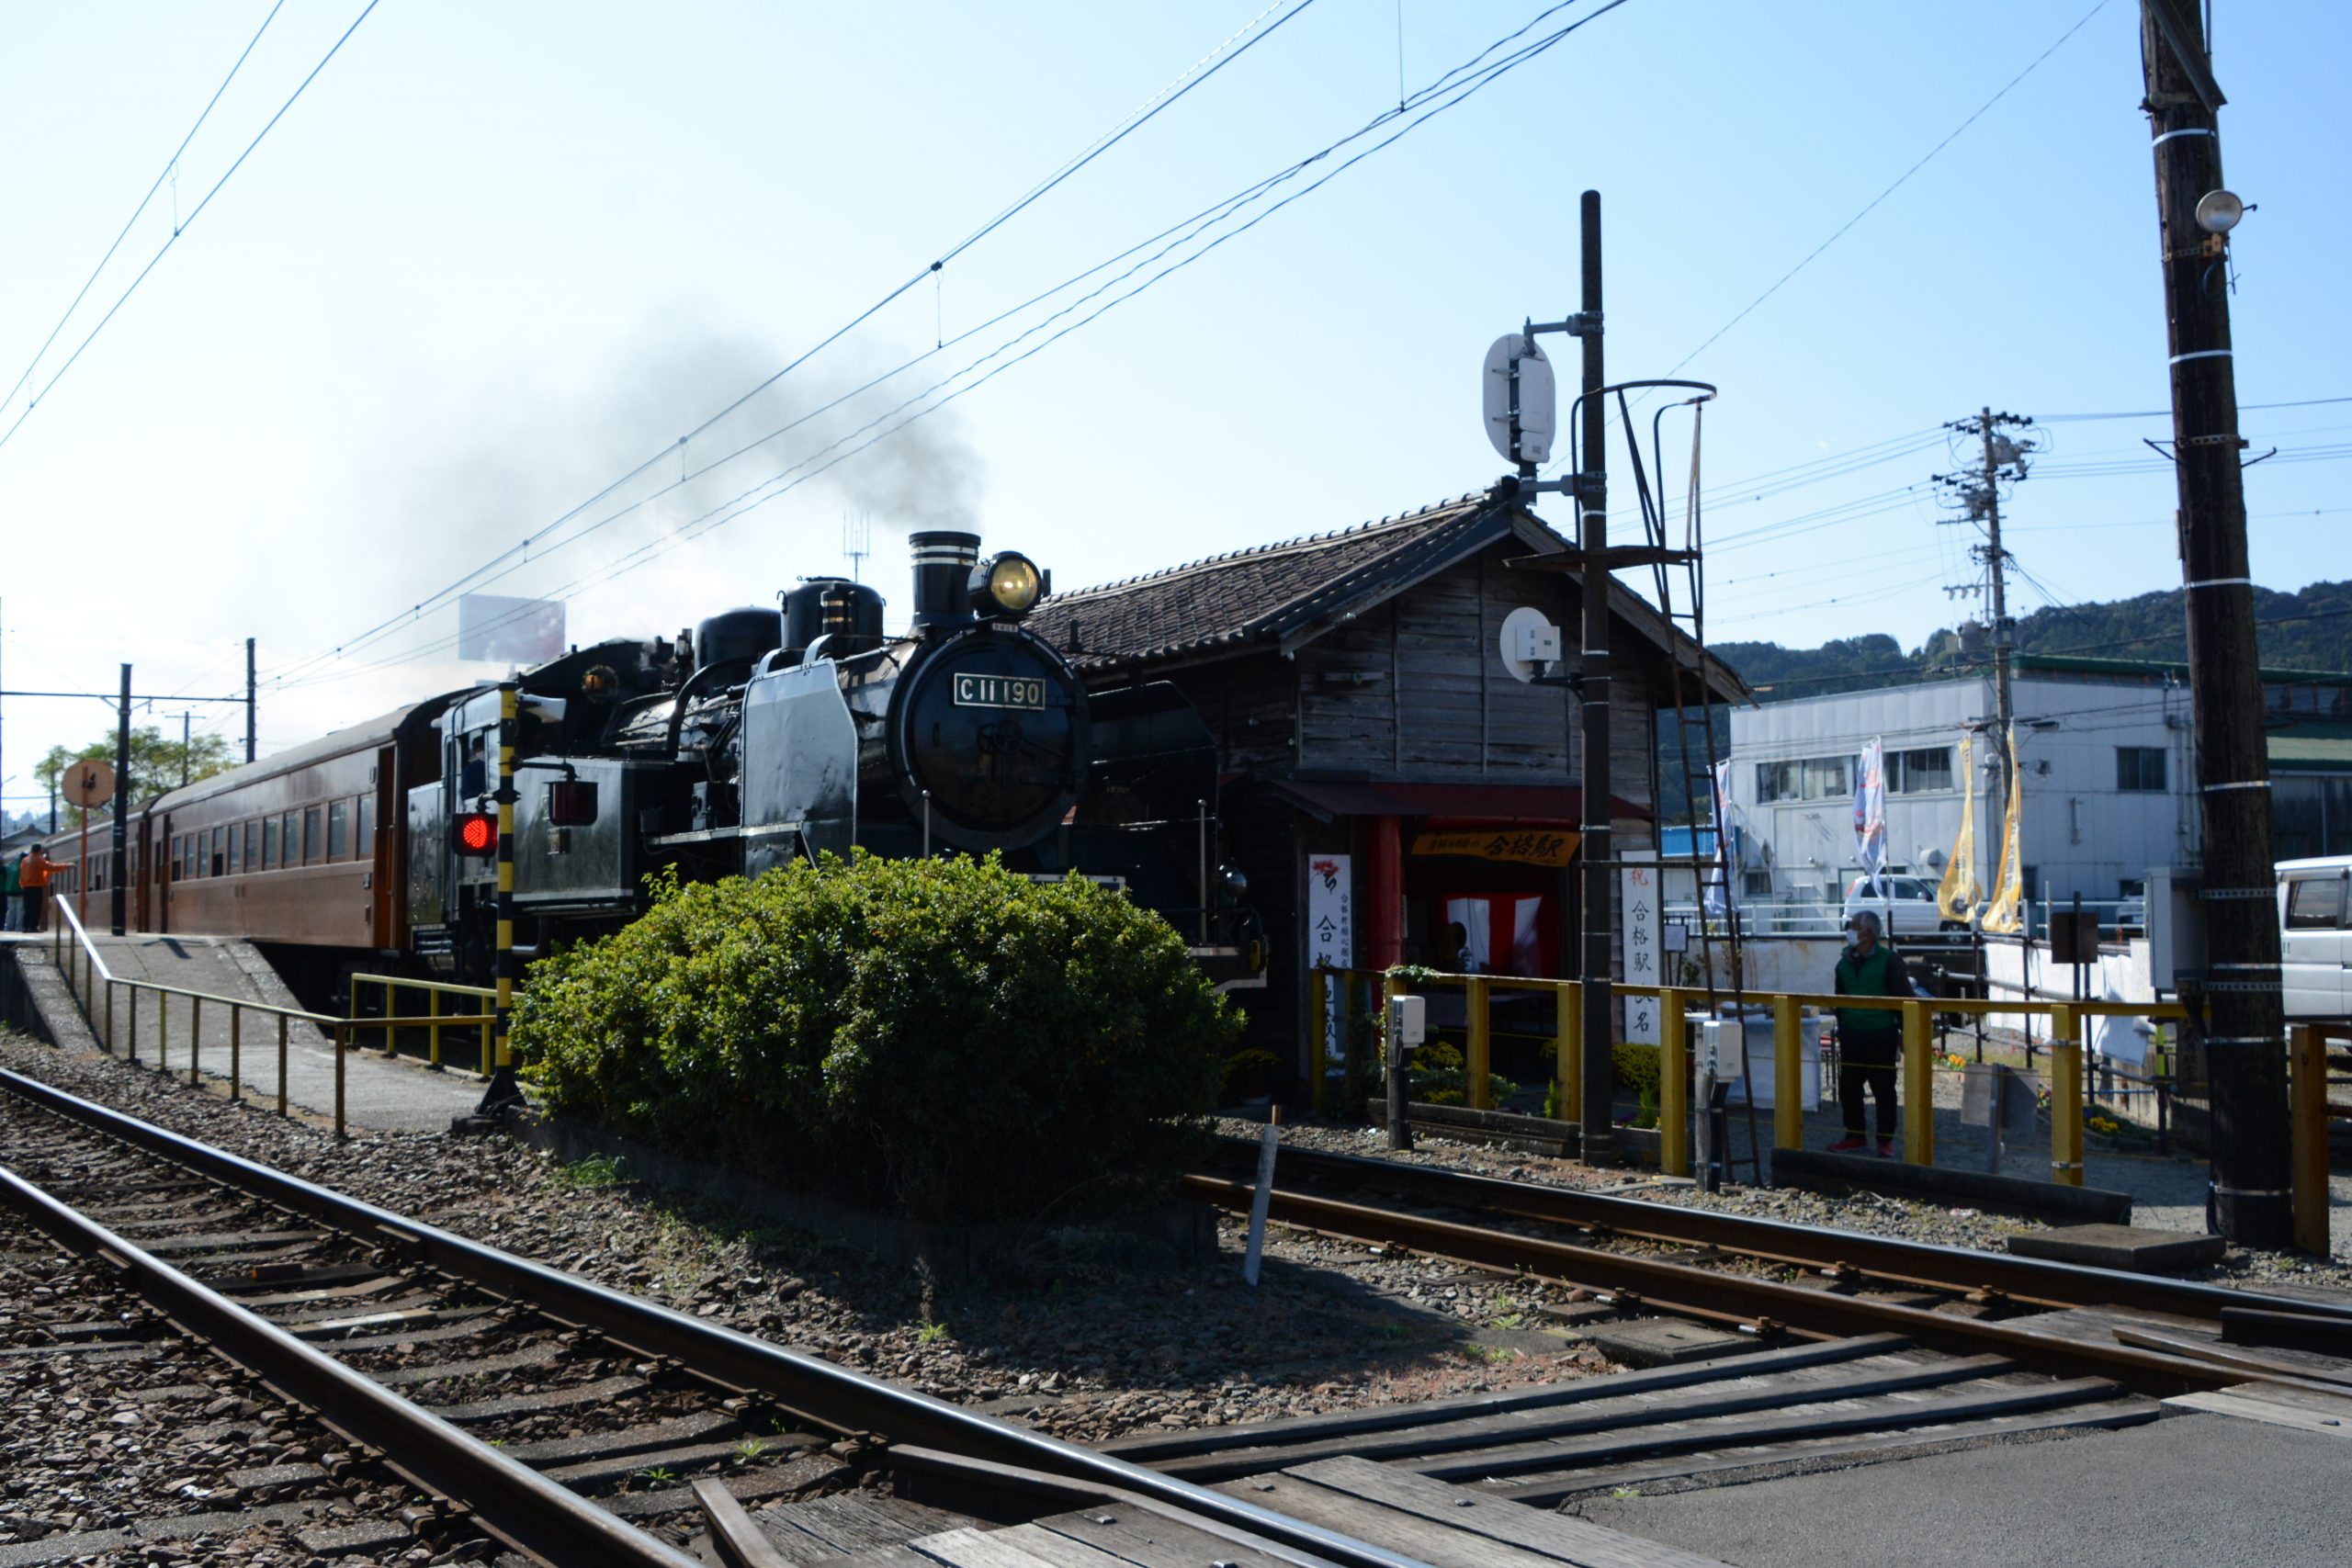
xmin=1573 ymin=1412 xmax=2352 ymax=1568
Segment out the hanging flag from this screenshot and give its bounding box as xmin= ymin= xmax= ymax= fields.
xmin=1704 ymin=758 xmax=1736 ymax=918
xmin=1853 ymin=738 xmax=1888 ymax=898
xmin=1937 ymin=734 xmax=1980 ymax=921
xmin=1982 ymin=726 xmax=2027 ymax=934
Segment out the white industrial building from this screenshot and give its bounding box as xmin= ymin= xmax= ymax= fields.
xmin=1721 ymin=655 xmax=2352 ymax=916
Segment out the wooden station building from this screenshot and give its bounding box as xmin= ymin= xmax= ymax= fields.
xmin=1026 ymin=488 xmax=1747 ymax=1083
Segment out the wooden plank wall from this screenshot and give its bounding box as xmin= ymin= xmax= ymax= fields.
xmin=1293 ymin=541 xmax=1586 ymax=780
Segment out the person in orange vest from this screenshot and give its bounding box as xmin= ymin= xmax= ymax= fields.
xmin=19 ymin=845 xmax=58 ymax=932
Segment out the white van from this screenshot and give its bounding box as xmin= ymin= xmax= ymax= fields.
xmin=2278 ymin=856 xmax=2351 ymax=1018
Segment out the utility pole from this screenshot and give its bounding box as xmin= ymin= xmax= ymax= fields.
xmin=1574 ymin=189 xmax=1615 ymax=1168
xmin=2141 ymin=0 xmax=2288 ymax=1247
xmin=179 ymin=711 xmax=192 ymax=790
xmin=1978 ymin=408 xmax=2015 ymax=796
xmin=244 ymin=637 xmax=256 ymax=763
xmin=112 ymin=665 xmax=130 ymax=936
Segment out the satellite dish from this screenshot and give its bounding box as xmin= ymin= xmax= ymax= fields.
xmin=1498 ymin=605 xmax=1561 ymax=684
xmin=1481 ymin=334 xmax=1555 ymax=466
xmin=61 ymin=759 xmax=116 ymax=809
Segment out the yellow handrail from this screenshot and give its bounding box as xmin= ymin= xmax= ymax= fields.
xmin=1322 ymin=963 xmax=2204 ymax=1197
xmin=348 ymin=971 xmax=495 ymax=1073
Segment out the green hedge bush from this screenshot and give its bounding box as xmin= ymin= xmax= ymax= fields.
xmin=514 ymin=853 xmax=1240 ymax=1224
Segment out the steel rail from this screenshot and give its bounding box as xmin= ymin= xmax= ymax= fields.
xmin=1180 ymin=1173 xmax=2255 ymax=1397
xmin=1216 ymin=1139 xmax=2352 ymax=1325
xmin=0 ymin=1160 xmax=702 ymax=1568
xmin=0 ymin=1069 xmax=1430 ymax=1568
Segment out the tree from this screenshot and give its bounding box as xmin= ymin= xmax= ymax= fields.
xmin=35 ymin=727 xmax=235 ymax=825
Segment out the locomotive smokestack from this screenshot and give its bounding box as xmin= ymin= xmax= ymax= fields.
xmin=909 ymin=530 xmax=980 ymax=630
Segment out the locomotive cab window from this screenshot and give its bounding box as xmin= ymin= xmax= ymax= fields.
xmin=328 ymin=801 xmax=348 ymax=859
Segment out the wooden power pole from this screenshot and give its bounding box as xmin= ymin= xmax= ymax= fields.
xmin=2140 ymin=0 xmax=2290 ymax=1247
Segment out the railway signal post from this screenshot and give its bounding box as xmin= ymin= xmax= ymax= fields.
xmin=473 ymin=683 xmax=525 ymax=1119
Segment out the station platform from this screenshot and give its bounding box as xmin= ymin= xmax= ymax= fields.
xmin=1 ymin=931 xmax=487 ymax=1134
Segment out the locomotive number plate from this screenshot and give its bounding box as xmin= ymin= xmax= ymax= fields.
xmin=954 ymin=673 xmax=1046 ymax=710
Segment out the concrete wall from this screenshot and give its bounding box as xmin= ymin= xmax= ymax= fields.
xmin=1983 ymin=935 xmax=2162 ymax=1064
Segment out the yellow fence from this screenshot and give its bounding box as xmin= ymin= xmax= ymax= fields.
xmin=348 ymin=973 xmax=497 ymax=1073
xmin=1305 ymin=964 xmax=2327 ymax=1253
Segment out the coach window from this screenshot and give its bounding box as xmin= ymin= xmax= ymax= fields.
xmin=356 ymin=794 xmax=373 ymax=854
xmin=227 ymin=824 xmax=241 ymax=875
xmin=279 ymin=811 xmax=297 ymax=867
xmin=241 ymin=820 xmax=256 ymax=872
xmin=328 ymin=800 xmax=348 ymax=859
xmin=261 ymin=818 xmax=277 ymax=869
xmin=208 ymin=827 xmax=223 ymax=877
xmin=183 ymin=835 xmax=196 ymax=881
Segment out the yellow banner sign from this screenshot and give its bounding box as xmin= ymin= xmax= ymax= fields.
xmin=1411 ymin=828 xmax=1581 ymax=867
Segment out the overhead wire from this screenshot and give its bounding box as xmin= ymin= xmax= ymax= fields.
xmin=261 ymin=0 xmax=1325 ymax=685
xmin=1656 ymin=0 xmax=2113 ymax=382
xmin=0 ymin=2 xmax=288 ymax=420
xmin=0 ymin=0 xmax=382 ymax=457
xmin=272 ymin=0 xmax=1640 ymax=689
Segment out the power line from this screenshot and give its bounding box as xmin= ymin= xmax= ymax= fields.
xmin=273 ymin=0 xmax=1638 ymax=690
xmin=262 ymin=1 xmax=1324 ymax=686
xmin=1 ymin=2 xmax=288 ymax=420
xmin=1658 ymin=0 xmax=2111 ymax=381
xmin=0 ymin=0 xmax=381 ymax=457
xmin=2037 ymin=394 xmax=2352 ymax=423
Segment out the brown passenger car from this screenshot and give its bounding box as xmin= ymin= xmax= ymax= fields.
xmin=40 ymin=700 xmax=454 ymax=977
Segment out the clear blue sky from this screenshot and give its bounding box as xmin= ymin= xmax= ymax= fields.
xmin=3 ymin=0 xmax=2345 ymax=806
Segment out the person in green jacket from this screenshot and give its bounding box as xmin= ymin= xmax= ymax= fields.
xmin=1828 ymin=908 xmax=1917 ymax=1157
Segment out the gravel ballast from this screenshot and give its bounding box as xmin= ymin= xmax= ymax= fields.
xmin=0 ymin=1034 xmax=1618 ymax=1449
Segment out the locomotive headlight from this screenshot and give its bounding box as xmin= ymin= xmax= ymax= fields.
xmin=970 ymin=552 xmax=1043 ymax=619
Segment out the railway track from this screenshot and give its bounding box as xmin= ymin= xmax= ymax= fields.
xmin=5 ymin=1067 xmax=1616 ymax=1568
xmin=1163 ymin=1137 xmax=2352 ymax=1504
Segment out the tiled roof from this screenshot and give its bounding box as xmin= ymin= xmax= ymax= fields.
xmin=1027 ymin=492 xmax=1523 ymax=672
xmin=1026 ymin=490 xmax=1749 ymax=705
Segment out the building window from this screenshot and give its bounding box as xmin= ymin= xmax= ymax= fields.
xmin=1758 ymin=756 xmax=1860 ymax=802
xmin=327 ymin=800 xmax=348 ymax=860
xmin=1888 ymin=747 xmax=1954 ymax=794
xmin=2286 ymin=874 xmax=2346 ymax=931
xmin=2116 ymin=747 xmax=2167 ymax=792
xmin=1802 ymin=756 xmax=1853 ymax=800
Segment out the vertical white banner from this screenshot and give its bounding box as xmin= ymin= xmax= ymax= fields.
xmin=1306 ymin=853 xmax=1353 ymax=1064
xmin=1621 ymin=850 xmax=1661 ymax=1043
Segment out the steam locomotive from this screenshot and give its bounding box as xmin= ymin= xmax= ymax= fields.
xmin=43 ymin=532 xmax=1264 ymax=995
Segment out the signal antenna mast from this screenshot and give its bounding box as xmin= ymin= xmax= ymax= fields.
xmin=843 ymin=512 xmax=871 ymax=584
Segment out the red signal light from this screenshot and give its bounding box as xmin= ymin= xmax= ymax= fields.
xmin=451 ymin=813 xmax=497 ymax=856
